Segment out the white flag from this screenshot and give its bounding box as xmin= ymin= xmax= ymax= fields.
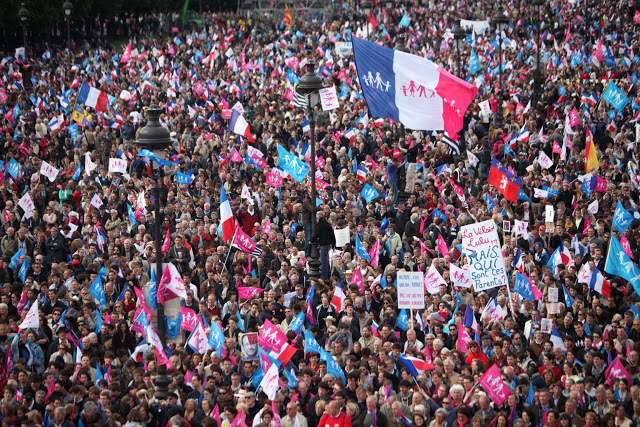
xmin=91 ymin=194 xmax=103 ymax=209
xmin=137 ymin=190 xmax=146 ymax=209
xmin=186 ymin=323 xmax=212 ymax=354
xmin=39 ymin=160 xmax=60 ymax=182
xmin=449 ymin=264 xmax=472 ymax=288
xmin=533 ymin=188 xmax=550 ymax=198
xmin=514 ymin=220 xmax=529 ymax=237
xmin=259 ymin=363 xmax=280 ymax=400
xmin=538 ymin=152 xmax=554 ymax=169
xmin=159 ymin=263 xmax=188 ymax=299
xmin=85 ymin=153 xmax=98 ymax=175
xmin=146 ymin=324 xmax=163 ymax=349
xmin=241 ymin=184 xmax=252 ymax=200
xmin=588 ymin=199 xmax=599 ymax=214
xmin=467 ymin=150 xmax=479 ymax=167
xmin=19 ymin=300 xmax=39 ymax=330
xmin=108 ymin=158 xmax=128 ymax=174
xmin=319 ymin=86 xmax=340 ymax=111
xmin=18 ymin=192 xmax=35 ymax=219
xmin=425 ymin=264 xmax=446 ymax=294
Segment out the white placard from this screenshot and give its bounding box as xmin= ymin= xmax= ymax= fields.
xmin=514 ymin=220 xmax=528 ymax=237
xmin=319 ymin=86 xmax=340 ymax=111
xmin=538 ymin=152 xmax=554 ymax=169
xmin=548 ymin=287 xmax=559 ymax=302
xmin=541 ymin=318 xmax=553 ymax=334
xmin=335 ymin=41 xmax=353 ymax=56
xmin=18 ymin=192 xmax=35 ymax=219
xmin=547 ymin=302 xmax=561 ymax=315
xmin=91 ymin=194 xmax=103 ymax=209
xmin=460 ymin=19 xmax=491 ymax=34
xmin=108 ymin=158 xmax=128 ymax=174
xmin=397 ymin=271 xmax=425 ymax=309
xmin=545 ymin=205 xmax=555 ymax=223
xmin=334 ymin=227 xmax=350 ymax=248
xmin=479 ymin=100 xmax=491 ymax=116
xmin=39 ymin=160 xmax=59 ymax=182
xmin=461 ymin=220 xmax=508 ymax=292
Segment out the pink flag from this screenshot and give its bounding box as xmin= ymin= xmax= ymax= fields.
xmin=180 ymin=306 xmax=199 ymax=332
xmin=211 ymin=405 xmax=221 ymax=426
xmin=351 ymin=267 xmax=364 ymax=294
xmin=457 ymin=323 xmax=474 ymax=352
xmin=369 ymin=240 xmax=380 ymax=268
xmin=371 ymin=158 xmax=379 ymax=169
xmin=15 ymin=289 xmax=28 ymax=313
xmin=104 ymin=312 xmax=112 ymax=324
xmin=635 ymin=11 xmax=640 ymax=25
xmin=621 ymin=235 xmax=633 ymax=257
xmin=437 ymin=234 xmax=450 ymax=257
xmin=552 ymin=140 xmax=562 ymax=154
xmin=419 ymin=239 xmax=434 ymax=257
xmin=45 ymin=378 xmax=55 ymax=402
xmin=158 ymin=263 xmax=188 ymax=303
xmin=133 ymin=287 xmax=153 ymax=319
xmin=237 ymin=286 xmax=265 ymax=300
xmin=155 ymin=346 xmax=171 ymax=366
xmin=121 ymin=42 xmax=132 ymax=64
xmin=131 ymin=307 xmax=149 ymax=334
xmin=479 ymin=364 xmax=511 ymax=405
xmin=583 ymin=217 xmax=592 ymax=234
xmin=596 ymin=38 xmax=605 ymax=61
xmin=449 ymin=177 xmax=465 ymax=202
xmin=271 ymin=401 xmax=283 ymax=427
xmin=605 ymin=357 xmax=631 ymax=387
xmin=232 ymin=227 xmax=260 ymax=254
xmin=531 ymin=283 xmax=544 ymax=300
xmin=262 ymin=219 xmax=272 ymax=236
xmin=594 ymin=177 xmax=608 ymax=193
xmin=231 ymin=410 xmax=246 ymax=427
xmin=569 ymin=108 xmax=580 ymax=127
xmin=265 ymin=171 xmax=284 ymax=188
xmin=161 ymin=228 xmax=171 ymax=253
xmin=230 ymin=147 xmax=243 ymax=162
xmin=259 ymin=319 xmax=297 ymax=365
xmin=420 ymin=216 xmax=428 ymax=233
xmin=564 ymin=26 xmax=571 ymax=44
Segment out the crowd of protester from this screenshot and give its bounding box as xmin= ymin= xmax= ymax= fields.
xmin=1 ymin=0 xmax=640 ymax=426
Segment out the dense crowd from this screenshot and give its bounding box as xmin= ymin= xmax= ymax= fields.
xmin=1 ymin=0 xmax=640 ymax=426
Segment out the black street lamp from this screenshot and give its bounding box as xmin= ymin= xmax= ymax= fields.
xmin=18 ymin=3 xmax=29 ymax=53
xmin=492 ymin=10 xmax=509 ymax=126
xmin=296 ymin=62 xmax=325 ymax=280
xmin=63 ymin=1 xmax=73 ymax=52
xmin=385 ymin=0 xmax=393 ymax=9
xmin=135 ymin=105 xmax=172 ymax=400
xmin=531 ymin=0 xmax=544 ymax=100
xmin=452 ymin=21 xmax=466 ymax=75
xmin=395 ymin=34 xmax=410 ymax=53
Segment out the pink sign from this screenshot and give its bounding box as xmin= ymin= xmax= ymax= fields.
xmin=569 ymin=108 xmax=580 ymax=127
xmin=180 ymin=306 xmax=199 ymax=332
xmin=171 ymin=26 xmax=179 ymax=33
xmin=221 ymin=109 xmax=233 ymax=119
xmin=265 ymin=172 xmax=284 ymax=188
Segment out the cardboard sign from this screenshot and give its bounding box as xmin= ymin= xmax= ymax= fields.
xmin=397 ymin=271 xmax=426 ymax=309
xmin=461 ymin=220 xmax=508 ymax=291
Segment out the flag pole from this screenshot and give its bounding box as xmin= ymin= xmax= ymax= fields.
xmin=222 ymin=227 xmax=239 ymax=274
xmin=506 ymin=275 xmax=516 ymax=316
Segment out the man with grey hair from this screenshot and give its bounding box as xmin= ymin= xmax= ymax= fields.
xmin=54 ymin=406 xmax=74 ymax=427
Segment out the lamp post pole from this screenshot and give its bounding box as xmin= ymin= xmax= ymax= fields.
xmin=452 ymin=21 xmax=466 ymax=76
xmin=18 ymin=3 xmax=29 ymax=54
xmin=532 ymin=0 xmax=544 ymax=101
xmin=492 ymin=11 xmax=509 ymax=127
xmin=297 ymin=62 xmax=325 ymax=280
xmin=63 ymin=1 xmax=73 ymax=51
xmin=136 ymin=105 xmax=171 ymax=400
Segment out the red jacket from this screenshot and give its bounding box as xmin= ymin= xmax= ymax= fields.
xmin=318 ymin=412 xmax=352 ymax=427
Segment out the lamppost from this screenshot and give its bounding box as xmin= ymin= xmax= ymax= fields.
xmin=296 ymin=62 xmax=325 ymax=280
xmin=452 ymin=21 xmax=466 ymax=75
xmin=395 ymin=34 xmax=410 ymax=53
xmin=63 ymin=1 xmax=73 ymax=51
xmin=18 ymin=3 xmax=29 ymax=52
xmin=492 ymin=10 xmax=509 ymax=126
xmin=362 ymin=0 xmax=372 ymax=39
xmin=135 ymin=105 xmax=171 ymax=400
xmin=532 ymin=0 xmax=544 ymax=100
xmin=394 ymin=36 xmax=409 ymax=201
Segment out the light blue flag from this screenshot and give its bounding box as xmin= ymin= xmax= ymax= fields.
xmin=18 ymin=258 xmax=29 ymax=283
xmin=284 ymin=364 xmax=298 ymax=388
xmin=630 ymin=304 xmax=640 ymax=320
xmin=137 ymin=149 xmax=174 ymax=167
xmin=399 ymin=14 xmax=411 ymax=27
xmin=176 ymin=171 xmax=193 ymax=185
xmin=95 ymin=309 xmax=103 ymax=334
xmin=525 ymin=383 xmax=535 ymax=404
xmin=517 ymin=189 xmax=532 ymax=203
xmin=277 ymin=144 xmax=309 ymax=182
xmin=355 ymin=234 xmax=372 ymax=260
xmin=68 ymin=123 xmax=79 ymax=142
xmin=165 ymin=313 xmax=182 ymax=339
xmin=288 ymin=312 xmax=305 ymax=335
xmin=563 ymin=284 xmax=574 ymax=308
xmin=469 ymin=50 xmax=481 ymax=74
xmin=147 ymin=267 xmax=157 ymax=310
xmin=432 ymin=208 xmax=448 ymax=221
xmin=514 ymin=272 xmax=534 ymax=301
xmin=612 ymin=200 xmax=635 ymax=233
xmin=9 ymin=248 xmax=24 ymax=270
xmin=89 ymin=276 xmax=107 ymax=309
xmin=395 ymin=308 xmax=409 ymax=331
xmin=237 ymin=314 xmax=246 ymax=332
xmin=208 ymin=319 xmax=225 ymax=357
xmin=602 ymin=82 xmax=630 ymax=111
xmin=360 ymin=183 xmax=379 ymax=203
xmin=95 ymin=362 xmax=103 ymax=384
xmin=7 ymin=158 xmax=20 ymax=179
xmin=605 ymin=234 xmax=640 ymax=295
xmin=127 ymin=203 xmax=137 ymax=226
xmin=251 ymin=366 xmax=263 ymax=388
xmin=72 ymin=161 xmax=82 ymax=181
xmin=304 ymin=330 xmax=322 ymax=353
xmin=320 ymin=348 xmax=346 ymax=381
xmin=98 ymin=266 xmax=108 ymax=281
xmin=484 ymin=193 xmax=497 ymax=212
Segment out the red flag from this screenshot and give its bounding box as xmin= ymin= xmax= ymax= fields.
xmin=488 ymin=158 xmax=521 ymax=202
xmin=368 ymin=14 xmax=379 ymax=29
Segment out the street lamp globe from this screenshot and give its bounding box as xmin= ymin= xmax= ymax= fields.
xmin=63 ymin=0 xmax=73 ymax=16
xmin=136 ymin=105 xmax=172 ymax=159
xmin=395 ymin=34 xmax=410 ymax=53
xmin=492 ymin=10 xmax=509 ymax=33
xmin=18 ymin=3 xmax=29 ymax=25
xmin=452 ymin=21 xmax=466 ymax=52
xmin=297 ymin=62 xmax=325 ymax=107
xmin=362 ymin=0 xmax=373 ymax=15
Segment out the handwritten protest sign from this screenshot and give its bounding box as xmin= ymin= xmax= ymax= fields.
xmin=461 ymin=220 xmax=507 ymax=291
xmin=397 ymin=272 xmax=425 ymax=309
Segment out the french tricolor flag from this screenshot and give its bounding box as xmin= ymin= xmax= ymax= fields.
xmin=589 ymin=267 xmax=611 ymax=297
xmin=228 ymin=109 xmax=255 ymax=142
xmin=512 ymin=248 xmax=523 ymax=273
xmin=77 ymin=82 xmax=108 ymax=112
xmin=357 ymin=165 xmax=368 ymax=183
xmin=220 ymin=186 xmax=236 ymax=242
xmin=330 ymin=281 xmax=346 ymax=313
xmin=343 ymin=127 xmax=356 ymax=142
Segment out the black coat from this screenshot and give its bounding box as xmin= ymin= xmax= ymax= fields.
xmin=313 ymin=218 xmax=336 ymax=247
xmin=45 ymin=233 xmax=68 ymax=263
